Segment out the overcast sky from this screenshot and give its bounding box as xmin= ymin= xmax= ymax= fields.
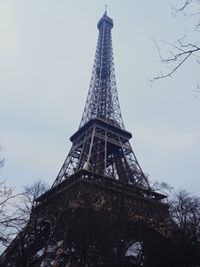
xmin=0 ymin=1 xmax=200 ymax=195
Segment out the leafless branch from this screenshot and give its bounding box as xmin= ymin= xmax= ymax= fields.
xmin=152 ymin=38 xmax=200 ymax=80
xmin=176 ymin=0 xmax=193 ymax=13
xmin=153 ymin=1 xmax=200 ymax=81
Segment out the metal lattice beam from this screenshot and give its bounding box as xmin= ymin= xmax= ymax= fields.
xmin=79 ymin=12 xmax=125 ymax=129
xmin=52 ymin=12 xmax=150 ymax=189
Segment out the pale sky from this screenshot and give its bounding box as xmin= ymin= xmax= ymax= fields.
xmin=0 ymin=1 xmax=200 ymax=195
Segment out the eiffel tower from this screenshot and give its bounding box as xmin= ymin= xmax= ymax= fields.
xmin=0 ymin=11 xmax=170 ymax=267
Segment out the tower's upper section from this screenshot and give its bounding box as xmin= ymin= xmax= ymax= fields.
xmin=79 ymin=12 xmax=125 ymax=129
xmin=97 ymin=11 xmax=113 ymax=29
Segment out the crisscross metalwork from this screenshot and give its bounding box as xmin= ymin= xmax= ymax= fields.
xmin=52 ymin=12 xmax=150 ymax=189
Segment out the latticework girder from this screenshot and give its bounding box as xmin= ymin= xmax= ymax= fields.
xmin=52 ymin=12 xmax=150 ymax=189
xmin=0 ymin=11 xmax=172 ymax=267
xmin=52 ymin=119 xmax=150 ymax=188
xmin=0 ymin=171 xmax=169 ymax=267
xmin=79 ymin=12 xmax=124 ymax=129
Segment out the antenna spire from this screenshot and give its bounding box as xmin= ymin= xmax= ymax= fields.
xmin=105 ymin=4 xmax=107 ymax=15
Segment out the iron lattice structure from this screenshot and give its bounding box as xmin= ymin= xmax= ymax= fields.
xmin=79 ymin=13 xmax=124 ymax=129
xmin=52 ymin=12 xmax=149 ymax=189
xmin=0 ymin=12 xmax=171 ymax=267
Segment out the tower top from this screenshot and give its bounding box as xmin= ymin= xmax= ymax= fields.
xmin=97 ymin=9 xmax=113 ymax=29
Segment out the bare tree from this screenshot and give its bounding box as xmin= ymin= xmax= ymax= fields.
xmin=170 ymin=190 xmax=200 ymax=243
xmin=153 ymin=0 xmax=200 ymax=81
xmin=0 ymin=181 xmax=17 ymax=245
xmin=150 ymin=181 xmax=173 ymax=196
xmin=14 ymin=181 xmax=49 ymax=228
xmin=170 ymin=190 xmax=200 ymax=266
xmin=0 ymin=148 xmax=49 ymax=247
xmin=149 ymin=180 xmax=200 ymax=265
xmin=0 ymin=146 xmax=20 ymax=246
